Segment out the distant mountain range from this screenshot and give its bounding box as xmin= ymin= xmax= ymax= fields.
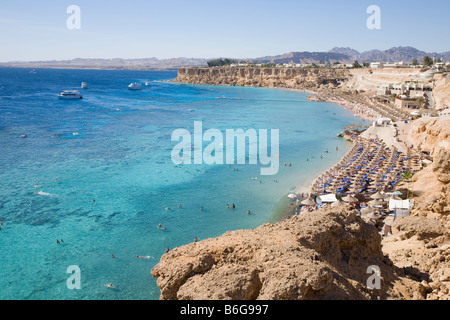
xmin=328 ymin=46 xmax=450 ymax=63
xmin=0 ymin=57 xmax=209 ymax=70
xmin=254 ymin=47 xmax=450 ymax=65
xmin=251 ymin=51 xmax=352 ymax=64
xmin=1 ymin=46 xmax=448 ymax=69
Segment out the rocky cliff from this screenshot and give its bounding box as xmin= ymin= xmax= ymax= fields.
xmin=405 ymin=117 xmax=450 ymax=221
xmin=433 ymin=75 xmax=450 ymax=111
xmin=173 ymin=67 xmax=350 ymax=89
xmin=151 ymin=206 xmax=426 ymax=300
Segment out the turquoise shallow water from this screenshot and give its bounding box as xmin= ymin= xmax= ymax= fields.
xmin=0 ymin=68 xmax=366 ymax=299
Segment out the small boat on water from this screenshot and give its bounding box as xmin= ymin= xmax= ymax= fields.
xmin=58 ymin=90 xmax=83 ymax=99
xmin=81 ymin=82 xmax=88 ymax=89
xmin=145 ymin=81 xmax=151 ymax=86
xmin=128 ymin=82 xmax=142 ymax=90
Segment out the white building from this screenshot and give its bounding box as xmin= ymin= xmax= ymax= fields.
xmin=370 ymin=62 xmax=383 ymax=69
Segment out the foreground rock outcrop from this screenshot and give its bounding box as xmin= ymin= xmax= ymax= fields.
xmin=382 ymin=216 xmax=450 ymax=300
xmin=151 ymin=207 xmax=424 ymax=300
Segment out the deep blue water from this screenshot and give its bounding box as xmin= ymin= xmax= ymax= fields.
xmin=0 ymin=67 xmax=365 ymax=299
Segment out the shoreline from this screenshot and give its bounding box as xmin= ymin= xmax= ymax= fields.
xmin=153 ymin=72 xmax=450 ymax=300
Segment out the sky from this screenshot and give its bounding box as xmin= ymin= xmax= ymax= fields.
xmin=1 ymin=0 xmax=449 ymax=62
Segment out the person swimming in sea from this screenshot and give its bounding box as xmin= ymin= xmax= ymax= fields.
xmin=158 ymin=224 xmax=166 ymax=230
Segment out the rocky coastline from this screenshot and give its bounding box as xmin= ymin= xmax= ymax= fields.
xmin=151 ymin=67 xmax=450 ymax=300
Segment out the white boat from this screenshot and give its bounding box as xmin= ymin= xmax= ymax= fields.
xmin=128 ymin=82 xmax=142 ymax=90
xmin=145 ymin=81 xmax=151 ymax=86
xmin=81 ymin=82 xmax=88 ymax=89
xmin=58 ymin=90 xmax=83 ymax=99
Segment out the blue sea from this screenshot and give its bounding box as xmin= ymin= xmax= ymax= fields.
xmin=0 ymin=67 xmax=365 ymax=299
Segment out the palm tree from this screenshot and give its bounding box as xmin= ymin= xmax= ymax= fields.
xmin=401 ymin=171 xmax=413 ymax=181
xmin=401 ymin=170 xmax=413 ymax=199
xmin=417 ymin=96 xmax=425 ymax=109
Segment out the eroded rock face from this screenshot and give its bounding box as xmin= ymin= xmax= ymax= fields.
xmin=173 ymin=67 xmax=349 ymax=89
xmin=151 ymin=207 xmax=420 ymax=300
xmin=392 ymin=216 xmax=447 ymax=240
xmin=383 ymin=215 xmax=450 ymax=300
xmin=406 ymin=117 xmax=450 ymax=221
xmin=432 ymin=147 xmax=450 ymax=184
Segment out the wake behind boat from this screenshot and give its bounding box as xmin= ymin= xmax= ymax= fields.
xmin=58 ymin=90 xmax=83 ymax=99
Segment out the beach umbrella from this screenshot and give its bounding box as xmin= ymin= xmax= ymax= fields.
xmin=369 ymin=181 xmax=380 ymax=188
xmin=368 ymin=199 xmax=384 ymax=206
xmin=301 ymin=198 xmax=316 ymax=206
xmin=348 ymin=187 xmax=360 ymax=194
xmin=365 ymin=212 xmax=382 ymax=220
xmin=370 ymin=191 xmax=386 ymax=199
xmin=287 ymin=194 xmax=297 ymax=199
xmin=361 ymin=206 xmax=377 ymax=215
xmin=342 ymin=195 xmax=359 ymax=203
